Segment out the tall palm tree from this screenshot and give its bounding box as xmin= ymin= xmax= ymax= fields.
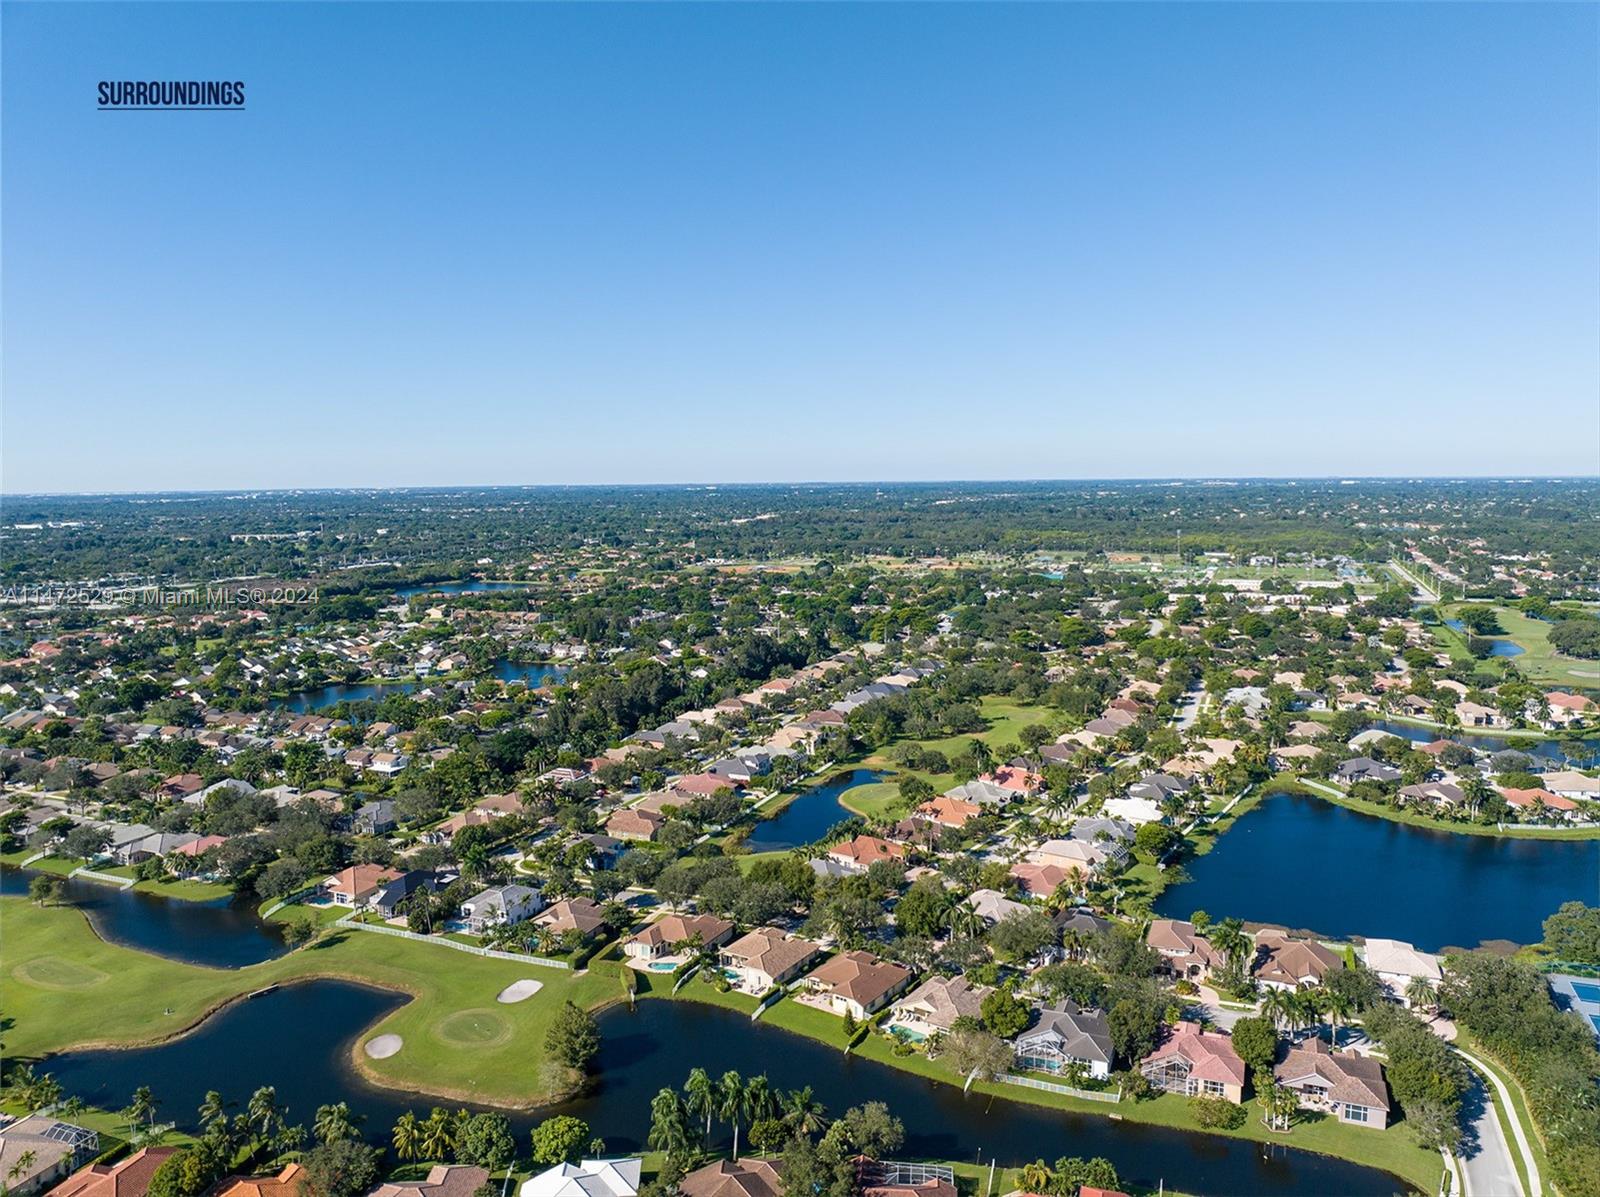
xmin=782 ymin=1087 xmax=826 ymax=1135
xmin=948 ymin=903 xmax=985 ymax=940
xmin=646 ymin=1089 xmax=690 ymax=1158
xmin=419 ymin=1108 xmax=454 ymax=1160
xmin=313 ymin=1102 xmax=362 ymax=1146
xmin=391 ymin=1112 xmax=422 ymax=1162
xmin=199 ymin=1091 xmax=231 ymax=1133
xmin=715 ymin=1070 xmax=746 ymax=1157
xmin=743 ymin=1075 xmax=776 ymax=1126
xmin=1321 ymin=988 xmax=1354 ymax=1046
xmin=8 ymin=1150 xmax=38 ymax=1184
xmin=246 ymin=1087 xmax=283 ymax=1149
xmin=1260 ymin=987 xmax=1294 ymax=1031
xmin=129 ymin=1087 xmax=159 ymax=1132
xmin=682 ymin=1068 xmax=716 ymax=1142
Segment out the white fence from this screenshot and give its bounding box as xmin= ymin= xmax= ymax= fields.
xmin=336 ymin=914 xmax=570 ymax=969
xmin=69 ymin=867 xmax=135 ymax=889
xmin=998 ymin=1072 xmax=1121 ymax=1103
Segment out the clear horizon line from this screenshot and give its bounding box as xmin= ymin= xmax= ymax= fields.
xmin=3 ymin=472 xmax=1598 ymax=500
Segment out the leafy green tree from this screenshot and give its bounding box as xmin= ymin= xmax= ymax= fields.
xmin=456 ymin=1113 xmax=515 ymax=1172
xmin=301 ymin=1139 xmax=382 ymax=1197
xmin=545 ymin=1001 xmax=600 ymax=1072
xmin=1230 ymin=1017 xmax=1279 ymax=1074
xmin=979 ymin=989 xmax=1030 ymax=1038
xmin=529 ymin=1116 xmax=590 ymax=1165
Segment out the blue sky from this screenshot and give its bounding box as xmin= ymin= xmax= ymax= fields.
xmin=3 ymin=1 xmax=1596 ymax=493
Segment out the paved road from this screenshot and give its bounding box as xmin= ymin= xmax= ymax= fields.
xmin=1459 ymin=1069 xmax=1522 ymax=1197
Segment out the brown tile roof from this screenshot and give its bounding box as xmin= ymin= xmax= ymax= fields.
xmin=49 ymin=1147 xmax=179 ymax=1197
xmin=680 ymin=1159 xmax=783 ymax=1197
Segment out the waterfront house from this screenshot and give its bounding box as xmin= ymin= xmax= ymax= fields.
xmin=1362 ymin=938 xmax=1442 ymax=1006
xmin=1455 ymin=701 xmax=1509 ymax=729
xmin=1138 ymin=1024 xmax=1247 ymax=1102
xmin=1334 ymin=757 xmax=1401 ymax=785
xmin=915 ymin=795 xmax=982 ymax=829
xmin=1499 ymin=786 xmax=1581 ymax=819
xmin=213 ymin=1163 xmax=307 ymax=1197
xmin=322 ymin=864 xmax=404 ymax=908
xmin=51 ymin=1146 xmax=179 ymax=1197
xmin=800 ymin=950 xmax=913 ymax=1020
xmin=828 ymin=835 xmax=905 ymax=873
xmin=1014 ymin=1001 xmax=1114 ymax=1079
xmin=0 ymin=1117 xmax=99 ymax=1195
xmin=1146 ymin=918 xmax=1224 ymax=980
xmin=1274 ymin=1038 xmax=1391 ymax=1127
xmin=1541 ymin=771 xmax=1600 ymax=802
xmin=623 ymin=912 xmax=735 ymax=962
xmin=719 ymin=927 xmax=822 ymax=993
xmin=679 ymin=1159 xmax=783 ymax=1197
xmin=369 ymin=1164 xmax=490 ymax=1197
xmin=370 ymin=869 xmax=438 ymax=920
xmin=886 ymin=974 xmax=992 ymax=1039
xmin=1252 ymin=931 xmax=1343 ymax=991
xmin=520 ymin=1160 xmax=641 ymax=1197
xmin=1100 ymin=795 xmax=1164 ymax=826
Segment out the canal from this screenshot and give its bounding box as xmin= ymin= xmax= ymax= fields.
xmin=1155 ymin=791 xmax=1600 ymax=949
xmin=45 ymin=982 xmax=1407 ymax=1197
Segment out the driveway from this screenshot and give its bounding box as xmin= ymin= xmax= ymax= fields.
xmin=1459 ymin=1069 xmax=1522 ymax=1197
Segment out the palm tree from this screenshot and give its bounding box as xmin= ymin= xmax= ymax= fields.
xmin=1406 ymin=976 xmax=1437 ymax=1014
xmin=1260 ymin=987 xmax=1295 ymax=1031
xmin=246 ymin=1087 xmax=283 ymax=1150
xmin=948 ymin=903 xmax=985 ymax=941
xmin=392 ymin=1112 xmax=422 ymax=1162
xmin=743 ymin=1075 xmax=776 ymax=1126
xmin=313 ymin=1102 xmax=362 ymax=1146
xmin=129 ymin=1086 xmax=158 ymax=1131
xmin=683 ymin=1068 xmax=715 ymax=1142
xmin=782 ymin=1087 xmax=826 ymax=1135
xmin=419 ymin=1108 xmax=454 ymax=1160
xmin=1019 ymin=1160 xmax=1053 ymax=1194
xmin=1321 ymin=988 xmax=1354 ymax=1046
xmin=715 ymin=1070 xmax=746 ymax=1158
xmin=199 ymin=1091 xmax=232 ymax=1133
xmin=8 ymin=1149 xmax=38 ymax=1184
xmin=646 ymin=1088 xmax=691 ymax=1158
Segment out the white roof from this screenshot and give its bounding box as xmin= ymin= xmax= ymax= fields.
xmin=1363 ymin=938 xmax=1442 ymax=982
xmin=520 ymin=1160 xmax=641 ymax=1197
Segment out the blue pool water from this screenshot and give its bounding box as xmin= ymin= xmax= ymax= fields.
xmin=1590 ymin=1015 xmax=1600 ymax=1036
xmin=1571 ymin=982 xmax=1600 ymax=1004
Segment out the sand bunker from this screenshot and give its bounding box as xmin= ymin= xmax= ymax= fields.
xmin=496 ymin=979 xmax=544 ymax=1004
xmin=364 ymin=1034 xmax=403 ymax=1059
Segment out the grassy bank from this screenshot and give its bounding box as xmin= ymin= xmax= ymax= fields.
xmin=1295 ymin=777 xmax=1600 ymax=840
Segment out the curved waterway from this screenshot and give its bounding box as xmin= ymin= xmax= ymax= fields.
xmin=0 ymin=868 xmax=286 ymax=967
xmin=1155 ymin=791 xmax=1599 ymax=950
xmin=744 ymin=768 xmax=884 ymax=851
xmin=46 ymin=982 xmax=1406 ymax=1197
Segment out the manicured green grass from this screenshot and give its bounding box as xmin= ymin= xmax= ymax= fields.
xmin=1298 ymin=778 xmax=1600 ymax=840
xmin=837 ymin=781 xmax=903 ymax=819
xmin=3 ymin=896 xmax=625 ymax=1109
xmin=1438 ymin=603 xmax=1600 ymax=687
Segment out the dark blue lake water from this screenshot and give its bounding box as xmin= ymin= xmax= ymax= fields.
xmin=1365 ymin=719 xmax=1600 ymax=767
xmin=396 ymin=580 xmax=528 ymax=598
xmin=1155 ymin=791 xmax=1599 ymax=950
xmin=279 ymin=662 xmax=565 ymax=711
xmin=744 ymin=768 xmax=884 ymax=851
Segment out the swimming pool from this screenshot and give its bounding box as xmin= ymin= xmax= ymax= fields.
xmin=1573 ymin=982 xmax=1600 ymax=1004
xmin=1590 ymin=1015 xmax=1600 ymax=1037
xmin=646 ymin=961 xmax=679 ymax=972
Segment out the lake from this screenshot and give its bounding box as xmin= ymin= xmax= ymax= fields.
xmin=1365 ymin=719 xmax=1600 ymax=767
xmin=0 ymin=868 xmax=287 ymax=967
xmin=279 ymin=662 xmax=565 ymax=711
xmin=1155 ymin=791 xmax=1600 ymax=950
xmin=744 ymin=768 xmax=884 ymax=851
xmin=396 ymin=580 xmax=528 ymax=599
xmin=46 ymin=982 xmax=1405 ymax=1197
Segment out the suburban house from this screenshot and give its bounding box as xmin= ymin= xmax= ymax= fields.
xmin=915 ymin=795 xmax=982 ymax=829
xmin=719 ymin=927 xmax=823 ymax=993
xmin=1128 ymin=773 xmax=1191 ymax=805
xmin=800 ymin=950 xmax=913 ymax=1020
xmin=1100 ymin=795 xmax=1164 ymax=826
xmin=1541 ymin=771 xmax=1600 ymax=802
xmin=1335 ymin=757 xmax=1401 ymax=785
xmin=354 ymin=800 xmax=398 ymax=835
xmin=0 ymin=1117 xmax=100 ymax=1195
xmin=1499 ymin=786 xmax=1581 ymax=819
xmin=371 ymin=1164 xmax=490 ymax=1197
xmin=460 ymin=884 xmax=542 ymax=934
xmin=533 ymin=897 xmax=608 ymax=940
xmin=322 ymin=864 xmax=404 ymax=908
xmin=213 ymin=1163 xmax=308 ymax=1197
xmin=50 ymin=1146 xmax=179 ymax=1197
xmin=679 ymin=1159 xmax=782 ymax=1197
xmin=886 ymin=975 xmax=993 ymax=1039
xmin=1362 ymin=938 xmax=1442 ymax=1006
xmin=966 ymin=888 xmax=1030 ymax=926
xmin=605 ymin=807 xmax=666 ymax=842
xmin=1539 ymin=692 xmax=1596 ymax=728
xmin=1138 ymin=1023 xmax=1247 ymax=1102
xmin=1147 ymin=918 xmax=1224 ymax=979
xmin=370 ymin=869 xmax=438 ymax=919
xmin=623 ymin=912 xmax=735 ymax=961
xmin=1253 ymin=931 xmax=1344 ymax=991
xmin=1274 ymin=1039 xmax=1391 ymax=1127
xmin=1455 ymin=701 xmax=1509 ymax=729
xmin=519 ymin=1160 xmax=641 ymax=1197
xmin=1028 ymin=838 xmax=1106 ymax=877
xmin=1014 ymin=1001 xmax=1114 ymax=1079
xmin=828 ymin=835 xmax=906 ymax=872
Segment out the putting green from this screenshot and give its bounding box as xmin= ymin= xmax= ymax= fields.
xmin=432 ymin=1008 xmax=512 ymax=1048
xmin=13 ymin=955 xmax=111 ymax=991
